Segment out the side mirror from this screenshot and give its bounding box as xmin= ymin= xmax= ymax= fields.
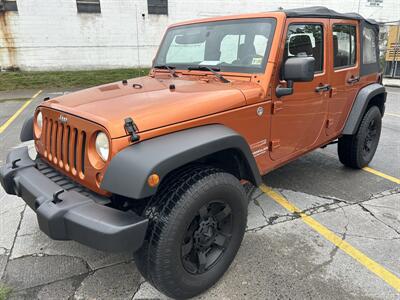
xmin=276 ymin=56 xmax=315 ymax=98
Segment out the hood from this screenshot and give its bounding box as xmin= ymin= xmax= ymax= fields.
xmin=43 ymin=75 xmax=263 ymax=138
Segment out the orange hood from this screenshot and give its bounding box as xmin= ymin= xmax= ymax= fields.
xmin=42 ymin=75 xmax=263 ymax=138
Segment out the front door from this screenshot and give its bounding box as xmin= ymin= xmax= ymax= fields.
xmin=326 ymin=19 xmax=360 ymax=137
xmin=270 ymin=19 xmax=330 ymax=162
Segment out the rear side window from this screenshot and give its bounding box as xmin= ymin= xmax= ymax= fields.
xmin=333 ymin=25 xmax=357 ymax=68
xmin=362 ymin=27 xmax=378 ymax=64
xmin=285 ymin=24 xmax=324 ymax=73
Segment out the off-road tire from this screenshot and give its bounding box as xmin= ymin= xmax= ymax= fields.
xmin=133 ymin=165 xmax=247 ymax=299
xmin=338 ymin=106 xmax=382 ymax=169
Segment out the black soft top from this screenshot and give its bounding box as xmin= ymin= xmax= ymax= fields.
xmin=283 ymin=6 xmax=379 ymax=26
xmin=282 ymin=6 xmax=380 ymax=76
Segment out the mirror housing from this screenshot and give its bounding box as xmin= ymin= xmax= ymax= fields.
xmin=276 ymin=56 xmax=315 ymax=98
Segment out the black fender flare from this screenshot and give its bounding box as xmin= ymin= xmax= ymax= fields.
xmin=342 ymin=83 xmax=386 ymax=135
xmin=20 ymin=116 xmax=34 ymax=142
xmin=101 ymin=125 xmax=262 ymax=199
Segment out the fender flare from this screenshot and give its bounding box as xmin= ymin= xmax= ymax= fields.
xmin=20 ymin=116 xmax=34 ymax=142
xmin=101 ymin=125 xmax=262 ymax=199
xmin=342 ymin=83 xmax=386 ymax=135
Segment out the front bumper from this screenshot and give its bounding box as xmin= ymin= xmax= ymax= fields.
xmin=0 ymin=147 xmax=148 ymax=252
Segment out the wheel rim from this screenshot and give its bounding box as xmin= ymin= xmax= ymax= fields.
xmin=181 ymin=201 xmax=233 ymax=275
xmin=362 ymin=118 xmax=378 ymax=157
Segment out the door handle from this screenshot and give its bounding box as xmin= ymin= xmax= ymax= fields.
xmin=315 ymin=84 xmax=331 ymax=92
xmin=347 ymin=75 xmax=360 ymax=84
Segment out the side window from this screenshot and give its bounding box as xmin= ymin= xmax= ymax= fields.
xmin=333 ymin=25 xmax=357 ymax=68
xmin=362 ymin=27 xmax=377 ymax=64
xmin=285 ymin=24 xmax=324 ymax=73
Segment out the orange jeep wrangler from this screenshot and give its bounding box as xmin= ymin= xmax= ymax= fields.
xmin=1 ymin=6 xmax=386 ymax=299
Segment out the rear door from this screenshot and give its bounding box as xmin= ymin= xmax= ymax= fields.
xmin=270 ymin=19 xmax=329 ymax=161
xmin=326 ymin=19 xmax=360 ymax=137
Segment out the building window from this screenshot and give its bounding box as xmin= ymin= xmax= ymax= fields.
xmin=148 ymin=0 xmax=168 ymax=15
xmin=0 ymin=0 xmax=18 ymax=12
xmin=76 ymin=0 xmax=101 ymax=14
xmin=333 ymin=24 xmax=357 ymax=68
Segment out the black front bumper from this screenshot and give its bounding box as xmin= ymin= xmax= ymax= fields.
xmin=0 ymin=147 xmax=148 ymax=252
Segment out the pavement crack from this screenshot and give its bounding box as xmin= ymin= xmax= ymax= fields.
xmin=131 ymin=278 xmax=146 ymax=300
xmin=300 ymin=207 xmax=349 ymax=280
xmin=2 ymin=204 xmax=27 ymax=281
xmin=367 ymin=187 xmax=400 ymax=201
xmin=246 ymin=200 xmax=349 ymax=233
xmin=358 ymin=203 xmax=400 ymax=236
xmin=330 ymin=230 xmax=400 ymax=240
xmin=253 ymin=198 xmax=268 ymax=222
xmin=318 ymin=196 xmax=353 ymax=206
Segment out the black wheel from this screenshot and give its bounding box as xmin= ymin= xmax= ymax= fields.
xmin=338 ymin=106 xmax=382 ymax=169
xmin=133 ymin=166 xmax=247 ymax=299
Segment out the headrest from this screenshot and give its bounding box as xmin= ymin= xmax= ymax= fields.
xmin=289 ymin=35 xmax=313 ymax=56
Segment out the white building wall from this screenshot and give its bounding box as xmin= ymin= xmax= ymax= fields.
xmin=0 ymin=0 xmax=399 ymax=71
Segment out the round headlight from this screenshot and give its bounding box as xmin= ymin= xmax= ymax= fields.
xmin=37 ymin=112 xmax=43 ymax=129
xmin=95 ymin=132 xmax=109 ymax=161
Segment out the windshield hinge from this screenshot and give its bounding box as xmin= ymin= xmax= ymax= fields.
xmin=124 ymin=117 xmax=140 ymax=142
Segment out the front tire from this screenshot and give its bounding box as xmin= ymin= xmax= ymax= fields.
xmin=338 ymin=106 xmax=382 ymax=168
xmin=134 ymin=166 xmax=247 ymax=299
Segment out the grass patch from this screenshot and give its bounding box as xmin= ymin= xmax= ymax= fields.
xmin=0 ymin=284 xmax=12 ymax=300
xmin=0 ymin=68 xmax=150 ymax=91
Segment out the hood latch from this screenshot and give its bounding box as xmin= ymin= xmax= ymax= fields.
xmin=124 ymin=117 xmax=140 ymax=142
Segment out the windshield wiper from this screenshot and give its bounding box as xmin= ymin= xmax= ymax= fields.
xmin=153 ymin=65 xmax=178 ymax=77
xmin=187 ymin=66 xmax=230 ymax=83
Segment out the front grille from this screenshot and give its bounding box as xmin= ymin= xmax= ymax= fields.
xmin=42 ymin=116 xmax=87 ymax=179
xmin=36 ymin=107 xmax=110 ymax=196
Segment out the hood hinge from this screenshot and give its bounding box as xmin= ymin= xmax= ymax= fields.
xmin=124 ymin=117 xmax=140 ymax=142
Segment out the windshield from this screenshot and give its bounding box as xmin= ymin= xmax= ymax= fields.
xmin=154 ymin=18 xmax=276 ymax=74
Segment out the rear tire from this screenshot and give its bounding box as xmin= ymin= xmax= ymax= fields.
xmin=133 ymin=166 xmax=247 ymax=299
xmin=338 ymin=106 xmax=382 ymax=168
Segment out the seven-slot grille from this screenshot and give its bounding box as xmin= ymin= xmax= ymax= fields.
xmin=42 ymin=115 xmax=87 ymax=179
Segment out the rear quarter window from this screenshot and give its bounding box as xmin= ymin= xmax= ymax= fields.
xmin=362 ymin=27 xmax=378 ymax=64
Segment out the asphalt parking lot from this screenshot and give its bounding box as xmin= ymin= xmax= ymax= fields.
xmin=0 ymin=87 xmax=399 ymax=299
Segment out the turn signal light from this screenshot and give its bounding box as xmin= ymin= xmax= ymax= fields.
xmin=147 ymin=174 xmax=160 ymax=187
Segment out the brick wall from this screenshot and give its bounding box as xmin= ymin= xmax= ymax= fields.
xmin=0 ymin=0 xmax=399 ymax=71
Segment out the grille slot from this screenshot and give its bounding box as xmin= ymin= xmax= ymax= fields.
xmin=41 ymin=116 xmax=87 ymax=178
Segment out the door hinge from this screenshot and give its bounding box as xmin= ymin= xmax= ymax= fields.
xmin=272 ymin=101 xmax=284 ymax=114
xmin=269 ymin=140 xmax=280 ymax=151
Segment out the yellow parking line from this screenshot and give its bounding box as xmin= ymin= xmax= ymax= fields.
xmin=385 ymin=113 xmax=400 ymax=118
xmin=363 ymin=167 xmax=400 ymax=185
xmin=259 ymin=184 xmax=400 ymax=292
xmin=0 ymin=90 xmax=42 ymax=134
xmin=320 ymin=151 xmax=399 ymax=185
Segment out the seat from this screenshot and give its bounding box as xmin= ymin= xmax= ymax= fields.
xmin=289 ymin=35 xmax=313 ymax=56
xmin=233 ymin=43 xmax=257 ymax=65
